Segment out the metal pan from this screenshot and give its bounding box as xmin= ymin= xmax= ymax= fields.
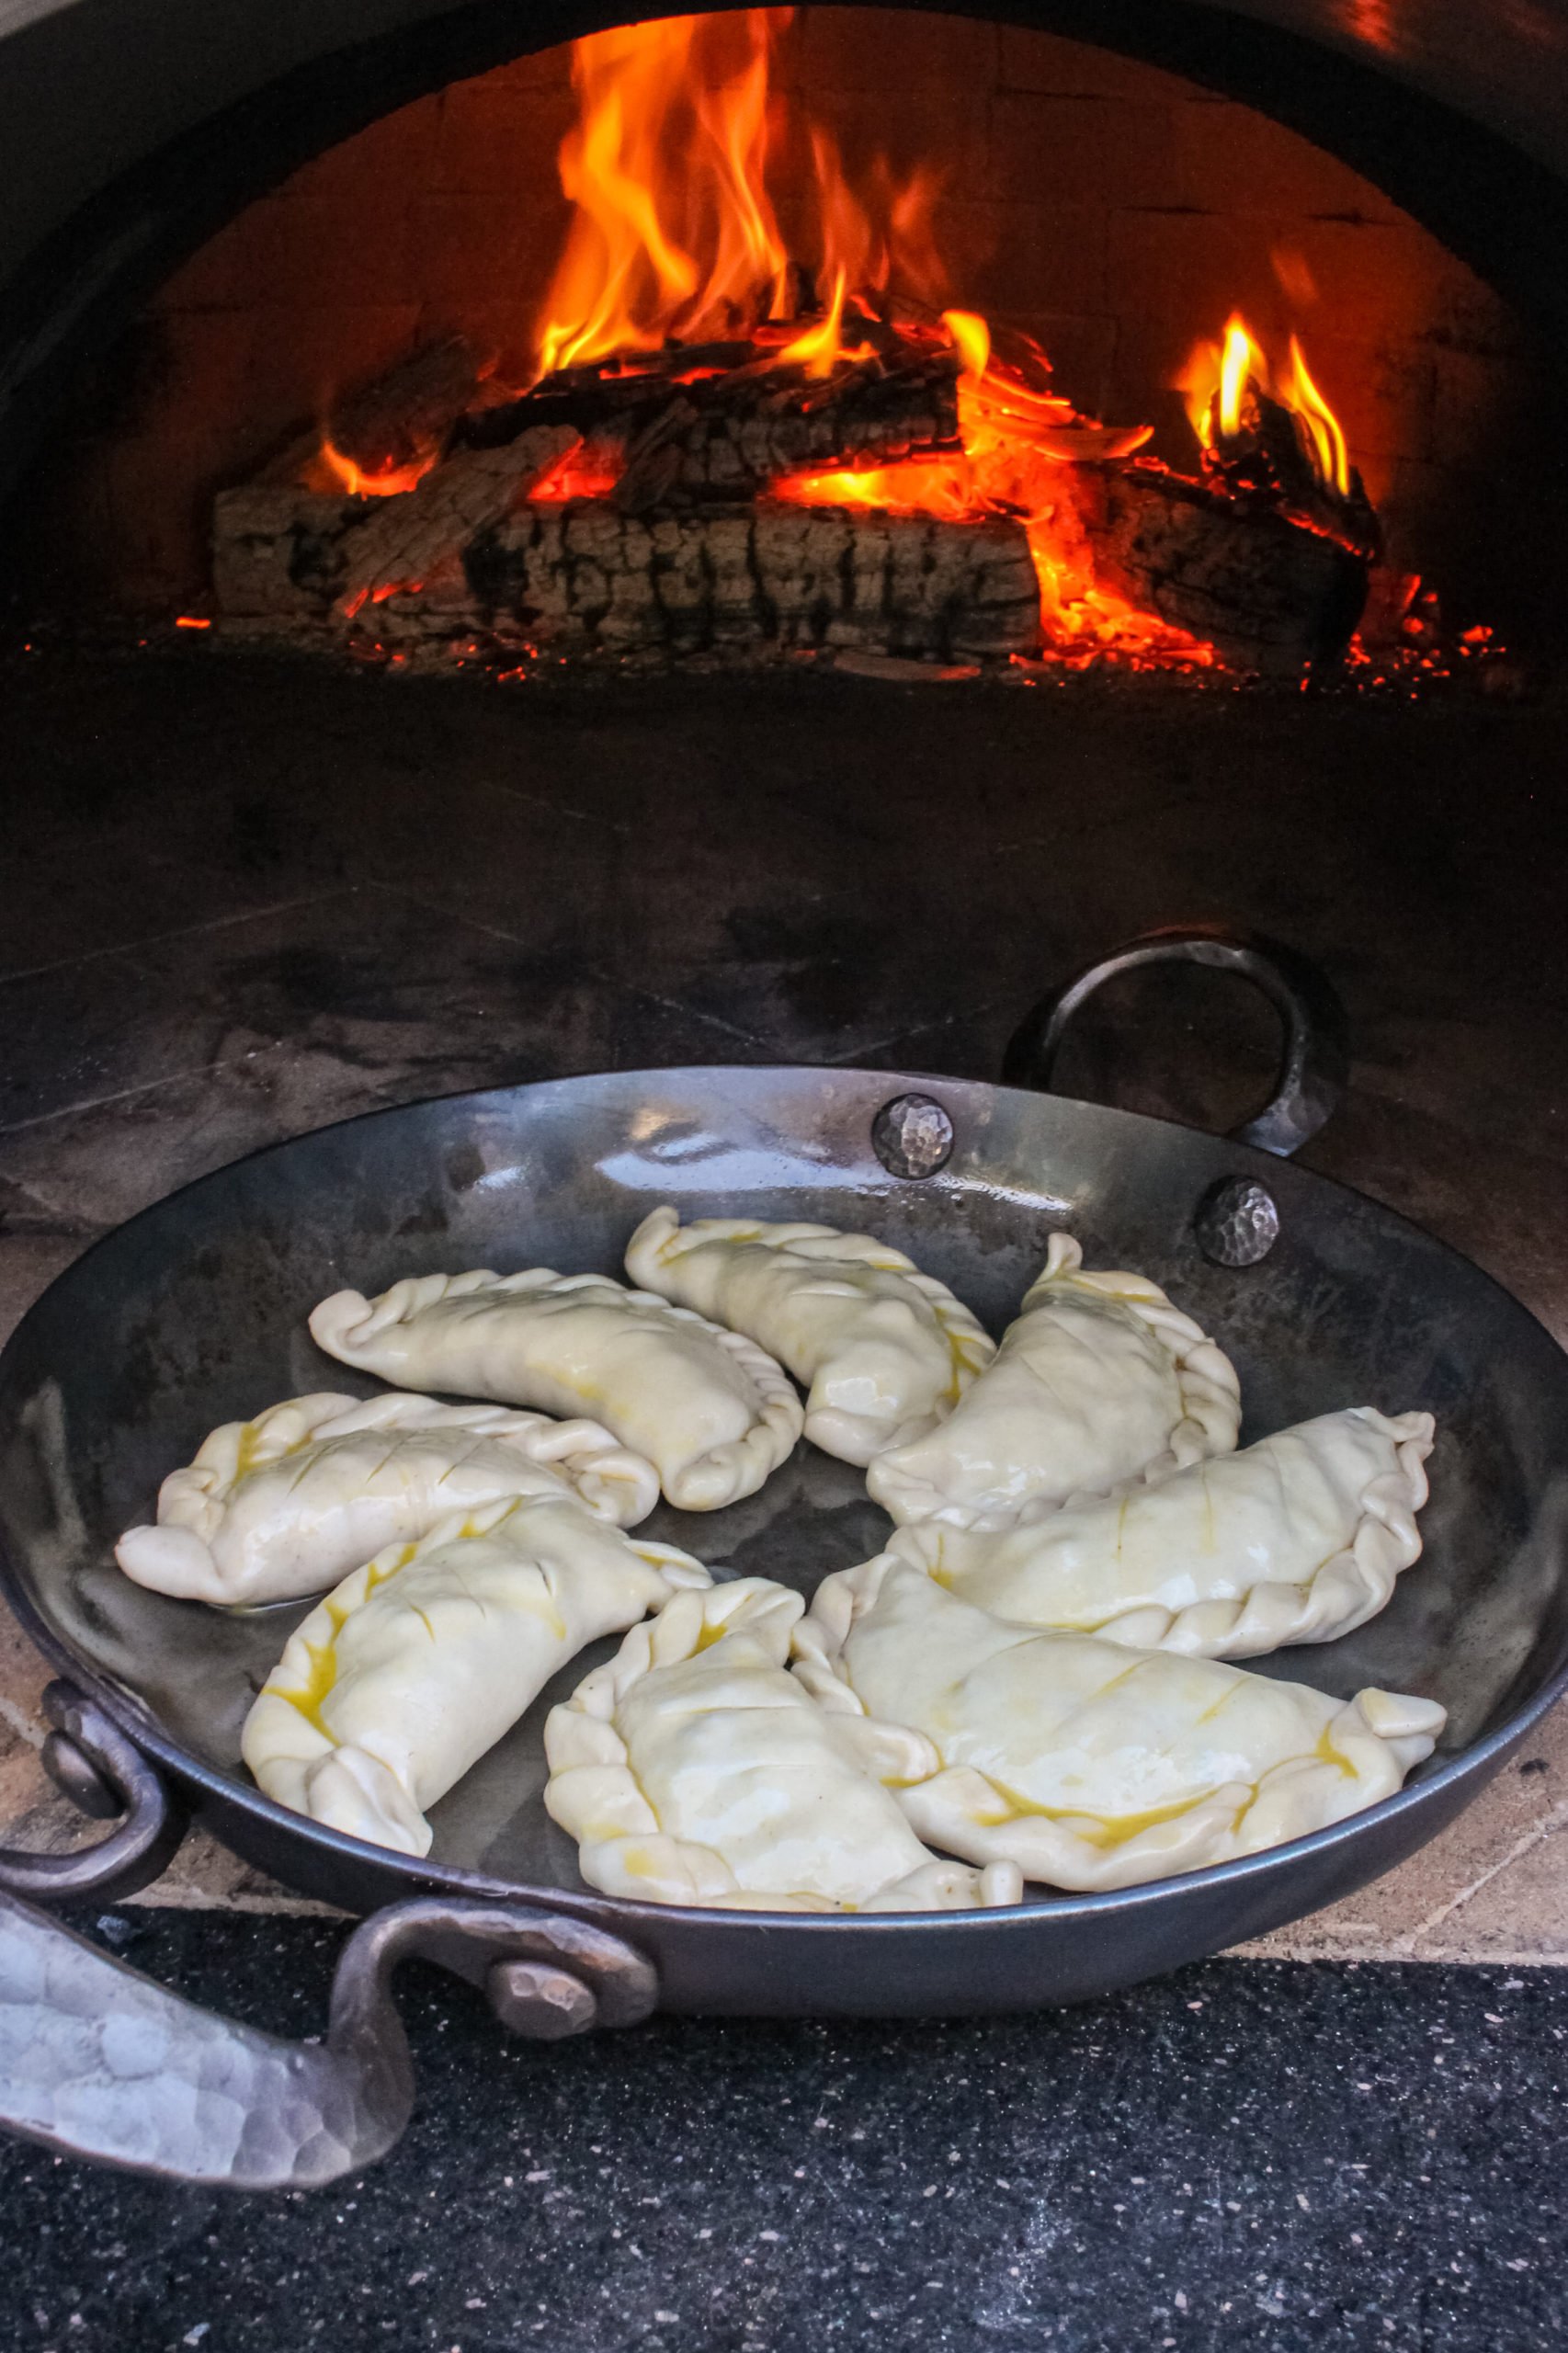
xmin=1 ymin=925 xmax=1564 ymax=2188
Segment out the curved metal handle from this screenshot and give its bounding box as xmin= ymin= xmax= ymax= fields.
xmin=0 ymin=1680 xmax=657 ymax=2185
xmin=0 ymin=1883 xmax=656 ymax=2188
xmin=0 ymin=1683 xmax=185 ymax=1902
xmin=1002 ymin=923 xmax=1349 ymax=1158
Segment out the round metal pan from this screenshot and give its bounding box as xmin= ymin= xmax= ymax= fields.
xmin=1 ymin=927 xmax=1565 ymax=2187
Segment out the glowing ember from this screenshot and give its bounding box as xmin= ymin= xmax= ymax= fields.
xmin=526 ymin=441 xmax=626 ymax=502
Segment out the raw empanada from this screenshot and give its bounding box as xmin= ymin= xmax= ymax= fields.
xmin=242 ymin=1493 xmax=709 ymax=1857
xmin=793 ymin=1559 xmax=1445 ymax=1892
xmin=114 ymin=1391 xmax=661 ymax=1608
xmin=891 ymin=1408 xmax=1436 ymax=1658
xmin=866 ymin=1233 xmax=1241 ymax=1529
xmin=310 ymin=1267 xmax=803 ymax=1511
xmin=624 ymin=1207 xmax=994 ymax=1466
xmin=543 ymin=1577 xmax=1020 ymax=1913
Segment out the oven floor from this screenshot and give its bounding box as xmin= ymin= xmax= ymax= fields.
xmin=0 ymin=647 xmax=1565 ymax=2331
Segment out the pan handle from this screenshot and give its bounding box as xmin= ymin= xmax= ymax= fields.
xmin=0 ymin=1682 xmax=187 ymax=1904
xmin=0 ymin=1686 xmax=657 ymax=2188
xmin=1002 ymin=922 xmax=1349 ymax=1158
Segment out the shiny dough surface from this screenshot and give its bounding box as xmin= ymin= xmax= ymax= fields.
xmin=892 ymin=1407 xmax=1435 ymax=1658
xmin=544 ymin=1578 xmax=1019 ymax=1912
xmin=866 ymin=1233 xmax=1241 ymax=1529
xmin=625 ymin=1207 xmax=994 ymax=1466
xmin=793 ymin=1558 xmax=1445 ymax=1892
xmin=242 ymin=1494 xmax=709 ymax=1857
xmin=310 ymin=1268 xmax=803 ymax=1511
xmin=114 ymin=1391 xmax=660 ymax=1608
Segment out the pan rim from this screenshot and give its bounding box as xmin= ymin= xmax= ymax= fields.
xmin=3 ymin=1059 xmax=1566 ymax=1934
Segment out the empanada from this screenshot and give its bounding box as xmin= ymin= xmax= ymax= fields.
xmin=793 ymin=1559 xmax=1444 ymax=1892
xmin=310 ymin=1268 xmax=803 ymax=1511
xmin=891 ymin=1408 xmax=1435 ymax=1658
xmin=544 ymin=1578 xmax=1020 ymax=1913
xmin=115 ymin=1391 xmax=661 ymax=1608
xmin=242 ymin=1493 xmax=709 ymax=1857
xmin=624 ymin=1207 xmax=994 ymax=1466
xmin=866 ymin=1233 xmax=1241 ymax=1529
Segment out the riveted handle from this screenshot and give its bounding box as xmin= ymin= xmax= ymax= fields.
xmin=0 ymin=1683 xmax=185 ymax=1902
xmin=1002 ymin=923 xmax=1349 ymax=1158
xmin=0 ymin=1683 xmax=658 ymax=2186
xmin=0 ymin=1889 xmax=657 ymax=2187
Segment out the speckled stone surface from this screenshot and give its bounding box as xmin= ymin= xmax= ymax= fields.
xmin=1 ymin=644 xmax=1566 ymax=1967
xmin=0 ymin=1912 xmax=1563 ymax=2350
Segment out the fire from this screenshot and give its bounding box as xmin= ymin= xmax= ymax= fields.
xmin=316 ymin=438 xmax=437 ymax=498
xmin=778 ymin=269 xmax=879 ymax=377
xmin=1285 ymin=337 xmax=1350 ymax=498
xmin=308 ymin=12 xmax=1375 ymax=676
xmin=536 ymin=14 xmax=791 ymax=376
xmin=1180 ymin=312 xmax=1351 ymax=498
xmin=533 ymin=12 xmax=945 ymax=379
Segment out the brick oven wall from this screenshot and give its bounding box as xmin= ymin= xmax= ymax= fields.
xmin=10 ymin=7 xmax=1537 ymax=625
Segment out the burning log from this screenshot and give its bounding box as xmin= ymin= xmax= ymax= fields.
xmin=1075 ymin=462 xmax=1370 ymax=677
xmin=211 ymin=475 xmax=1039 ymax=663
xmin=455 ymin=342 xmax=962 ymax=512
xmin=265 ymin=336 xmax=483 ymax=489
xmin=335 ymin=426 xmax=582 ymax=607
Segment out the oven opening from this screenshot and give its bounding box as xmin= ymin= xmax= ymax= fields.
xmin=6 ymin=5 xmax=1562 ymax=688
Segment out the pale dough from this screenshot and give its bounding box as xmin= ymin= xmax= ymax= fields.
xmin=625 ymin=1208 xmax=995 ymax=1466
xmin=544 ymin=1577 xmax=1020 ymax=1912
xmin=242 ymin=1493 xmax=709 ymax=1857
xmin=310 ymin=1267 xmax=803 ymax=1510
xmin=866 ymin=1233 xmax=1241 ymax=1529
xmin=793 ymin=1558 xmax=1445 ymax=1892
xmin=115 ymin=1390 xmax=660 ymax=1607
xmin=891 ymin=1407 xmax=1435 ymax=1657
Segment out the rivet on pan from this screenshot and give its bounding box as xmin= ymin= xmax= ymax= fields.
xmin=1195 ymin=1175 xmax=1280 ymax=1268
xmin=872 ymin=1094 xmax=955 ymax=1180
xmin=487 ymin=1958 xmax=599 ymax=2041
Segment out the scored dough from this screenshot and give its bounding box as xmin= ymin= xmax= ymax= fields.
xmin=114 ymin=1390 xmax=660 ymax=1607
xmin=310 ymin=1267 xmax=803 ymax=1511
xmin=544 ymin=1577 xmax=1020 ymax=1913
xmin=793 ymin=1558 xmax=1445 ymax=1893
xmin=242 ymin=1492 xmax=709 ymax=1857
xmin=890 ymin=1407 xmax=1436 ymax=1658
xmin=866 ymin=1233 xmax=1240 ymax=1529
xmin=624 ymin=1206 xmax=994 ymax=1466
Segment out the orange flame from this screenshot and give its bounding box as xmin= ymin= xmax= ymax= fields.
xmin=536 ymin=13 xmax=790 ymax=377
xmin=1285 ymin=336 xmax=1350 ymax=497
xmin=318 ymin=438 xmax=437 ymax=497
xmin=778 ymin=268 xmax=878 ymax=376
xmin=1179 ymin=313 xmax=1350 ymax=497
xmin=532 ymin=12 xmax=946 ymax=384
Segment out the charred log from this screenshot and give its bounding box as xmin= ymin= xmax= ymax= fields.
xmin=459 ymin=501 xmax=1037 ymax=658
xmin=335 ymin=426 xmax=582 ymax=606
xmin=212 ymin=481 xmax=1039 ymax=662
xmin=1074 ymin=461 xmax=1370 ymax=676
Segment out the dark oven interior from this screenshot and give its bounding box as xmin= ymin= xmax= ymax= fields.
xmin=0 ymin=1 xmax=1563 ymax=1347
xmin=4 ymin=0 xmax=1568 ymax=671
